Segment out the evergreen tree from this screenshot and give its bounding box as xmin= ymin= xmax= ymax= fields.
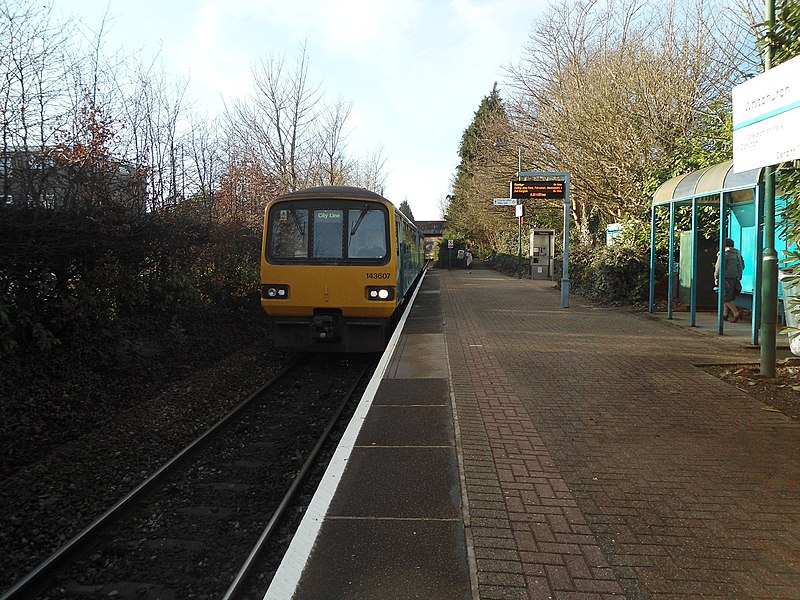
xmin=398 ymin=199 xmax=415 ymax=222
xmin=446 ymin=83 xmax=516 ymax=254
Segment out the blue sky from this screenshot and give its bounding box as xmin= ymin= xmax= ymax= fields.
xmin=64 ymin=0 xmax=549 ymax=220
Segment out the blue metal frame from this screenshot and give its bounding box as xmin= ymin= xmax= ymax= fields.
xmin=717 ymin=193 xmax=727 ymax=335
xmin=691 ymin=198 xmax=698 ymax=327
xmin=649 ymin=182 xmax=763 ymax=344
xmin=649 ymin=204 xmax=657 ymax=312
xmin=667 ymin=202 xmax=676 ymax=320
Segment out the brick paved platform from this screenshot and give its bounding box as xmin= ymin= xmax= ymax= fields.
xmin=268 ymin=264 xmax=800 ymax=600
xmin=444 ymin=264 xmax=800 ymax=599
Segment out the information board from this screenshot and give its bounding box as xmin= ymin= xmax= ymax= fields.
xmin=732 ymin=54 xmax=800 ymax=172
xmin=511 ymin=180 xmax=565 ymax=200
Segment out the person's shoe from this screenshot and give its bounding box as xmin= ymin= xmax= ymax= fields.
xmin=723 ymin=315 xmax=728 ymax=321
xmin=732 ymin=313 xmax=741 ymax=323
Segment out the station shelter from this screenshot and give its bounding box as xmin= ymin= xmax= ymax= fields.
xmin=648 ymin=159 xmax=795 ymax=345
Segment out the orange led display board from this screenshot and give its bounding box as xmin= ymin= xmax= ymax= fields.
xmin=511 ymin=180 xmax=565 ymax=200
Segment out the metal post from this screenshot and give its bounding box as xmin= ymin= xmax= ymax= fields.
xmin=718 ymin=193 xmax=728 ymax=335
xmin=517 ymin=146 xmax=523 ymax=280
xmin=667 ymin=201 xmax=675 ymax=319
xmin=561 ymin=173 xmax=570 ymax=308
xmin=754 ymin=182 xmax=764 ymax=345
xmin=761 ymin=166 xmax=778 ymax=374
xmin=517 ymin=211 xmax=522 ymax=279
xmin=649 ymin=203 xmax=657 ymax=313
xmin=760 ymin=0 xmax=777 ymax=376
xmin=691 ymin=198 xmax=698 ymax=327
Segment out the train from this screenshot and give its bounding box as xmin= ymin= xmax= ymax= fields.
xmin=260 ymin=185 xmax=423 ymax=352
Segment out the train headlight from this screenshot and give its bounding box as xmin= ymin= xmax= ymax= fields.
xmin=261 ymin=284 xmax=290 ymax=299
xmin=366 ymin=286 xmax=395 ymax=301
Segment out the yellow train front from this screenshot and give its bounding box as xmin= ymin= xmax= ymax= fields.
xmin=260 ymin=185 xmax=423 ymax=352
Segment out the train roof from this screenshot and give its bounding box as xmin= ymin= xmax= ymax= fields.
xmin=276 ymin=185 xmax=389 ymax=203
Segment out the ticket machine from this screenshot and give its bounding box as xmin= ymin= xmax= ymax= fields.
xmin=529 ymin=229 xmax=555 ymax=279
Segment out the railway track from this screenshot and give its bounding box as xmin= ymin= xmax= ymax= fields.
xmin=2 ymin=354 xmax=376 ymax=600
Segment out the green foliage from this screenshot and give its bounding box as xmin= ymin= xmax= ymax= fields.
xmin=446 ymin=84 xmax=516 ymax=249
xmin=456 ymin=83 xmax=506 ymax=170
xmin=398 ymin=200 xmax=415 ymax=222
xmin=193 ymin=222 xmax=261 ymax=303
xmin=0 ymin=205 xmax=261 ymax=357
xmin=551 ymin=220 xmax=662 ymax=305
xmin=644 ymin=100 xmax=733 ymax=200
xmin=489 ymin=253 xmax=529 ymax=278
xmin=758 ymin=0 xmax=800 ymax=62
xmin=757 ymin=0 xmax=800 ymax=328
xmin=649 ymin=205 xmax=721 ymax=252
xmin=558 ymin=242 xmax=656 ymax=305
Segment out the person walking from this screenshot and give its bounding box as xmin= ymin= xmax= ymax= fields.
xmin=714 ymin=238 xmax=745 ymax=322
xmin=465 ymin=248 xmax=473 ymax=273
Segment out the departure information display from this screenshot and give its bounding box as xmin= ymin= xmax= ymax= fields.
xmin=511 ymin=180 xmax=565 ymax=200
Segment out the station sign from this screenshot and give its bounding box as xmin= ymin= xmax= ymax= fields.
xmin=511 ymin=180 xmax=565 ymax=200
xmin=733 ymin=54 xmax=800 ymax=172
xmin=492 ymin=198 xmax=517 ymax=206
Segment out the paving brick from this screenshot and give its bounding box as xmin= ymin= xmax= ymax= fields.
xmin=440 ymin=268 xmax=800 ymax=599
xmin=478 ymin=585 xmax=530 ymax=599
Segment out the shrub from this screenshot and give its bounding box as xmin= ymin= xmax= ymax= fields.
xmin=554 ymin=242 xmax=664 ymax=306
xmin=0 ymin=205 xmax=261 ymax=357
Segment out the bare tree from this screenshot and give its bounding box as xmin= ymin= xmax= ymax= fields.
xmin=182 ymin=111 xmax=223 ymax=221
xmin=227 ymin=43 xmax=322 ymax=194
xmin=121 ymin=62 xmax=188 ymax=210
xmin=505 ymin=0 xmax=754 ymax=243
xmin=351 ymin=145 xmax=389 ymax=194
xmin=0 ymin=0 xmax=74 ymax=206
xmin=217 ymin=143 xmax=279 ymax=229
xmin=314 ymin=97 xmax=353 ymax=186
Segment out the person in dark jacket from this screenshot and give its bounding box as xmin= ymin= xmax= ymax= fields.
xmin=714 ymin=238 xmax=745 ymax=322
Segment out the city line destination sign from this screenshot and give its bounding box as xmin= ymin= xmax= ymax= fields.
xmin=733 ymin=54 xmax=800 ymax=172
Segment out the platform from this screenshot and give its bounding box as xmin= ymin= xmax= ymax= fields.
xmin=267 ymin=264 xmax=800 ymax=599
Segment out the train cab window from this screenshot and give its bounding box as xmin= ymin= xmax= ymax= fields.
xmin=348 ymin=208 xmax=387 ymax=259
xmin=270 ymin=208 xmax=309 ymax=258
xmin=268 ymin=200 xmax=388 ymax=264
xmin=313 ymin=209 xmax=344 ymax=259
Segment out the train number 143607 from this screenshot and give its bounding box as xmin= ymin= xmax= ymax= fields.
xmin=366 ymin=272 xmax=391 ymax=279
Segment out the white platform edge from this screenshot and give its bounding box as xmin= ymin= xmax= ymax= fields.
xmin=264 ymin=268 xmax=429 ymax=600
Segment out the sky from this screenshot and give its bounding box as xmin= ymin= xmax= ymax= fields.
xmin=63 ymin=0 xmax=550 ymax=221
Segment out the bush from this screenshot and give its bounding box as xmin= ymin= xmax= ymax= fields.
xmin=0 ymin=205 xmax=261 ymax=357
xmin=554 ymin=242 xmax=663 ymax=305
xmin=489 ymin=252 xmax=530 ymax=278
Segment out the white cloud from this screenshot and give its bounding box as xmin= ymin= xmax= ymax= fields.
xmin=66 ymin=0 xmax=548 ymax=220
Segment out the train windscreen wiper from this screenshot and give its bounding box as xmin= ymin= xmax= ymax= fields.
xmin=289 ymin=209 xmax=305 ymax=235
xmin=349 ymin=205 xmax=372 ymax=237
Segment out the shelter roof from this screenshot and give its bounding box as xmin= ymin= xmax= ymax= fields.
xmin=652 ymin=160 xmax=763 ymax=205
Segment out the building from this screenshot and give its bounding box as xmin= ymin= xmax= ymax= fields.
xmin=415 ymin=220 xmax=447 ymax=260
xmin=1 ymin=147 xmax=145 ymax=211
